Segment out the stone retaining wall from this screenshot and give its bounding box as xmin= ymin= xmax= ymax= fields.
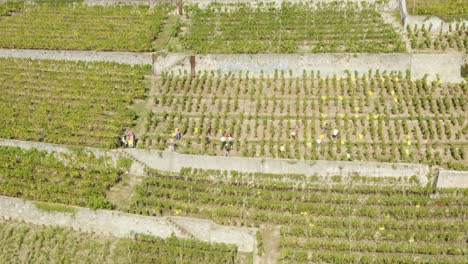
xmin=154 ymin=53 xmax=467 ymax=82
xmin=0 ymin=195 xmax=257 ymax=252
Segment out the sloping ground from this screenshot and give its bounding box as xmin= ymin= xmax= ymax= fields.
xmin=182 ymin=2 xmax=405 ymax=53
xmin=0 ymin=58 xmax=150 ymax=147
xmin=0 ymin=4 xmax=170 ymax=51
xmin=140 ymin=72 xmax=467 ymax=169
xmin=129 ymin=167 xmax=467 ymax=263
xmin=405 ymin=0 xmax=468 ymax=21
xmin=0 ymin=195 xmax=256 ymax=253
xmin=0 ymin=217 xmax=241 ymax=263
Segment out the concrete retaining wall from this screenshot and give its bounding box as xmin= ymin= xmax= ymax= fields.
xmin=0 ymin=49 xmax=152 ymax=65
xmin=0 ymin=195 xmax=256 ymax=252
xmin=436 ymin=170 xmax=468 ymax=188
xmin=124 ymin=148 xmax=430 ymax=185
xmin=154 ymin=53 xmax=467 ymax=82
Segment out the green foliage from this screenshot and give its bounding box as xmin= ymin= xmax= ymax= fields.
xmin=0 ymin=58 xmax=150 ymax=148
xmin=127 ymin=234 xmax=238 ymax=263
xmin=407 ymin=22 xmax=467 ymax=52
xmin=182 ymin=2 xmax=405 ymax=54
xmin=0 ymin=4 xmax=169 ymax=51
xmin=130 ymin=168 xmax=468 ymax=262
xmin=0 ymin=219 xmax=122 ymax=263
xmin=143 ymin=71 xmax=467 ymax=169
xmin=0 ymin=2 xmax=23 ymax=16
xmin=0 ymin=219 xmax=238 ymax=263
xmin=462 ymin=63 xmax=468 ymax=79
xmin=117 ymin=156 xmax=133 ymax=172
xmin=33 ymin=201 xmax=77 ymax=215
xmin=407 ymin=0 xmax=468 ymax=21
xmin=0 ymin=146 xmax=121 ymax=209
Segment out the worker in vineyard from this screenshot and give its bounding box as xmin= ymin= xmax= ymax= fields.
xmin=322 ymin=122 xmax=329 ymax=134
xmin=175 ymin=127 xmax=181 ymax=140
xmin=207 ymin=124 xmax=212 ymax=136
xmin=227 ymin=135 xmax=233 ymax=148
xmin=316 ymin=138 xmax=322 ymax=150
xmin=290 ymin=130 xmax=296 ymax=140
xmin=225 ymin=131 xmax=231 ymax=138
xmin=127 ymin=131 xmax=136 ymax=148
xmin=127 ymin=135 xmax=134 ymax=148
xmin=120 ymin=135 xmax=127 ymax=148
xmin=220 ymin=135 xmax=227 ymax=151
xmin=332 ymin=129 xmax=339 ymax=141
xmin=169 ymin=138 xmax=175 ymax=152
xmin=225 ymin=140 xmax=231 ymax=156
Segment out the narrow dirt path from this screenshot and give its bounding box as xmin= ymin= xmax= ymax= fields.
xmin=106 ymin=173 xmax=144 ymax=210
xmin=256 ymin=225 xmax=281 ymax=264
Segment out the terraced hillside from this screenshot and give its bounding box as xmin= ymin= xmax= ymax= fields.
xmin=140 ymin=71 xmax=467 ymax=169
xmin=0 ymin=4 xmax=169 ymax=51
xmin=0 ymin=219 xmax=239 ymax=263
xmin=0 ymin=58 xmax=150 ymax=147
xmin=406 ymin=0 xmax=468 ymax=21
xmin=182 ymin=2 xmax=405 ymax=53
xmin=407 ymin=22 xmax=467 ymax=52
xmin=0 ymin=145 xmax=129 ymax=209
xmin=129 ymin=168 xmax=467 ymax=263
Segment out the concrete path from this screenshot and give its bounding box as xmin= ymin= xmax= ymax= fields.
xmin=0 ymin=195 xmax=257 ymax=252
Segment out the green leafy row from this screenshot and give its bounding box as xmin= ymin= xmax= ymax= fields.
xmin=0 ymin=146 xmax=129 ymax=209
xmin=406 ymin=0 xmax=468 ymax=21
xmin=0 ymin=3 xmax=169 ymax=51
xmin=0 ymin=219 xmax=238 ymax=263
xmin=0 ymin=58 xmax=150 ymax=147
xmin=182 ymin=1 xmax=405 ymax=53
xmin=128 ymin=168 xmax=467 ymax=262
xmin=143 ymin=70 xmax=467 ymax=169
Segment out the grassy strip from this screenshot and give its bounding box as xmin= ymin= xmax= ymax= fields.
xmin=33 ymin=201 xmax=77 ymax=215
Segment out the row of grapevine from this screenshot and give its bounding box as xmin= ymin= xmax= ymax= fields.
xmin=0 ymin=146 xmax=131 ymax=209
xmin=129 ymin=168 xmax=467 ymax=263
xmin=182 ymin=2 xmax=405 ymax=53
xmin=0 ymin=219 xmax=238 ymax=263
xmin=0 ymin=58 xmax=151 ymax=148
xmin=407 ymin=23 xmax=467 ymax=51
xmin=141 ymin=71 xmax=467 ymax=169
xmin=406 ymin=0 xmax=468 ymax=21
xmin=0 ymin=3 xmax=170 ymax=51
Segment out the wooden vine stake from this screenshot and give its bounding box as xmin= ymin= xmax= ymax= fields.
xmin=190 ymin=55 xmax=196 ymax=79
xmin=178 ymin=0 xmax=183 ymax=16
